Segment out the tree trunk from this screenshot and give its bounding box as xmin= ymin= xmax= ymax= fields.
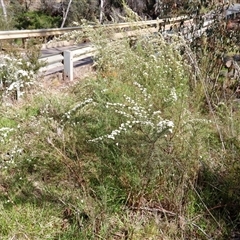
xmin=100 ymin=0 xmax=104 ymax=24
xmin=61 ymin=0 xmax=73 ymax=28
xmin=0 ymin=0 xmax=7 ymax=21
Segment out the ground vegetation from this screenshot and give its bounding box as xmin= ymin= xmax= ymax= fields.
xmin=0 ymin=1 xmax=240 ymax=239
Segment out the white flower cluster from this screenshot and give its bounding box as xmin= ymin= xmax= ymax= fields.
xmin=133 ymin=81 xmax=151 ymax=100
xmin=169 ymin=87 xmax=178 ymax=102
xmin=48 ymin=30 xmax=83 ymax=44
xmin=0 ymin=54 xmax=35 ymax=98
xmin=164 ymin=87 xmax=178 ymax=103
xmin=184 ymin=118 xmax=211 ymax=125
xmin=63 ymin=98 xmax=94 ymax=121
xmin=157 ymin=120 xmax=174 ymax=133
xmin=0 ymin=127 xmax=14 ymax=143
xmin=0 ymin=145 xmax=23 ymax=170
xmin=90 ymin=82 xmax=174 ymax=143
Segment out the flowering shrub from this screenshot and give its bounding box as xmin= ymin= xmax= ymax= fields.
xmin=50 ymin=30 xmax=84 ymax=44
xmin=89 ymin=81 xmax=174 ymax=143
xmin=0 ymin=127 xmax=14 ymax=144
xmin=56 ymin=32 xmax=201 ymax=210
xmin=46 ymin=20 xmax=94 ymax=45
xmin=0 ymin=54 xmax=35 ymax=100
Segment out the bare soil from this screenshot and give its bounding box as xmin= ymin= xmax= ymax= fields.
xmin=40 ymin=63 xmax=95 ymax=93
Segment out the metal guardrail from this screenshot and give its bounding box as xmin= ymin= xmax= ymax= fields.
xmin=1 ymin=15 xmax=211 ymax=82
xmin=0 ymin=27 xmax=83 ymax=40
xmin=0 ymin=16 xmax=188 ymax=40
xmin=38 ymin=17 xmax=214 ymax=81
xmin=35 ymin=16 xmax=190 ymax=81
xmin=39 ymin=46 xmax=95 ymax=81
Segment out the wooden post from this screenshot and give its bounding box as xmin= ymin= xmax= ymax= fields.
xmin=64 ymin=50 xmax=73 ymax=81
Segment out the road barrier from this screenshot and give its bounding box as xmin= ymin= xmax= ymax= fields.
xmin=38 ymin=17 xmax=214 ymax=81
xmin=0 ymin=16 xmax=188 ymax=41
xmin=1 ymin=15 xmax=214 ymax=82
xmin=37 ymin=17 xmax=189 ymax=81
xmin=39 ymin=46 xmax=95 ymax=81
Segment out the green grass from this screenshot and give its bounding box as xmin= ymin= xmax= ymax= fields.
xmin=0 ymin=24 xmax=240 ymax=239
xmin=0 ymin=202 xmax=63 ymax=239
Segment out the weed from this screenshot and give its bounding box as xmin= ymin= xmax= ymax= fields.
xmin=1 ymin=15 xmax=240 ymax=239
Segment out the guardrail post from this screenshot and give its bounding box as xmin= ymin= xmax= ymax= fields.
xmin=156 ymin=18 xmax=159 ymax=31
xmin=64 ymin=50 xmax=74 ymax=81
xmin=16 ymin=86 xmax=21 ymax=101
